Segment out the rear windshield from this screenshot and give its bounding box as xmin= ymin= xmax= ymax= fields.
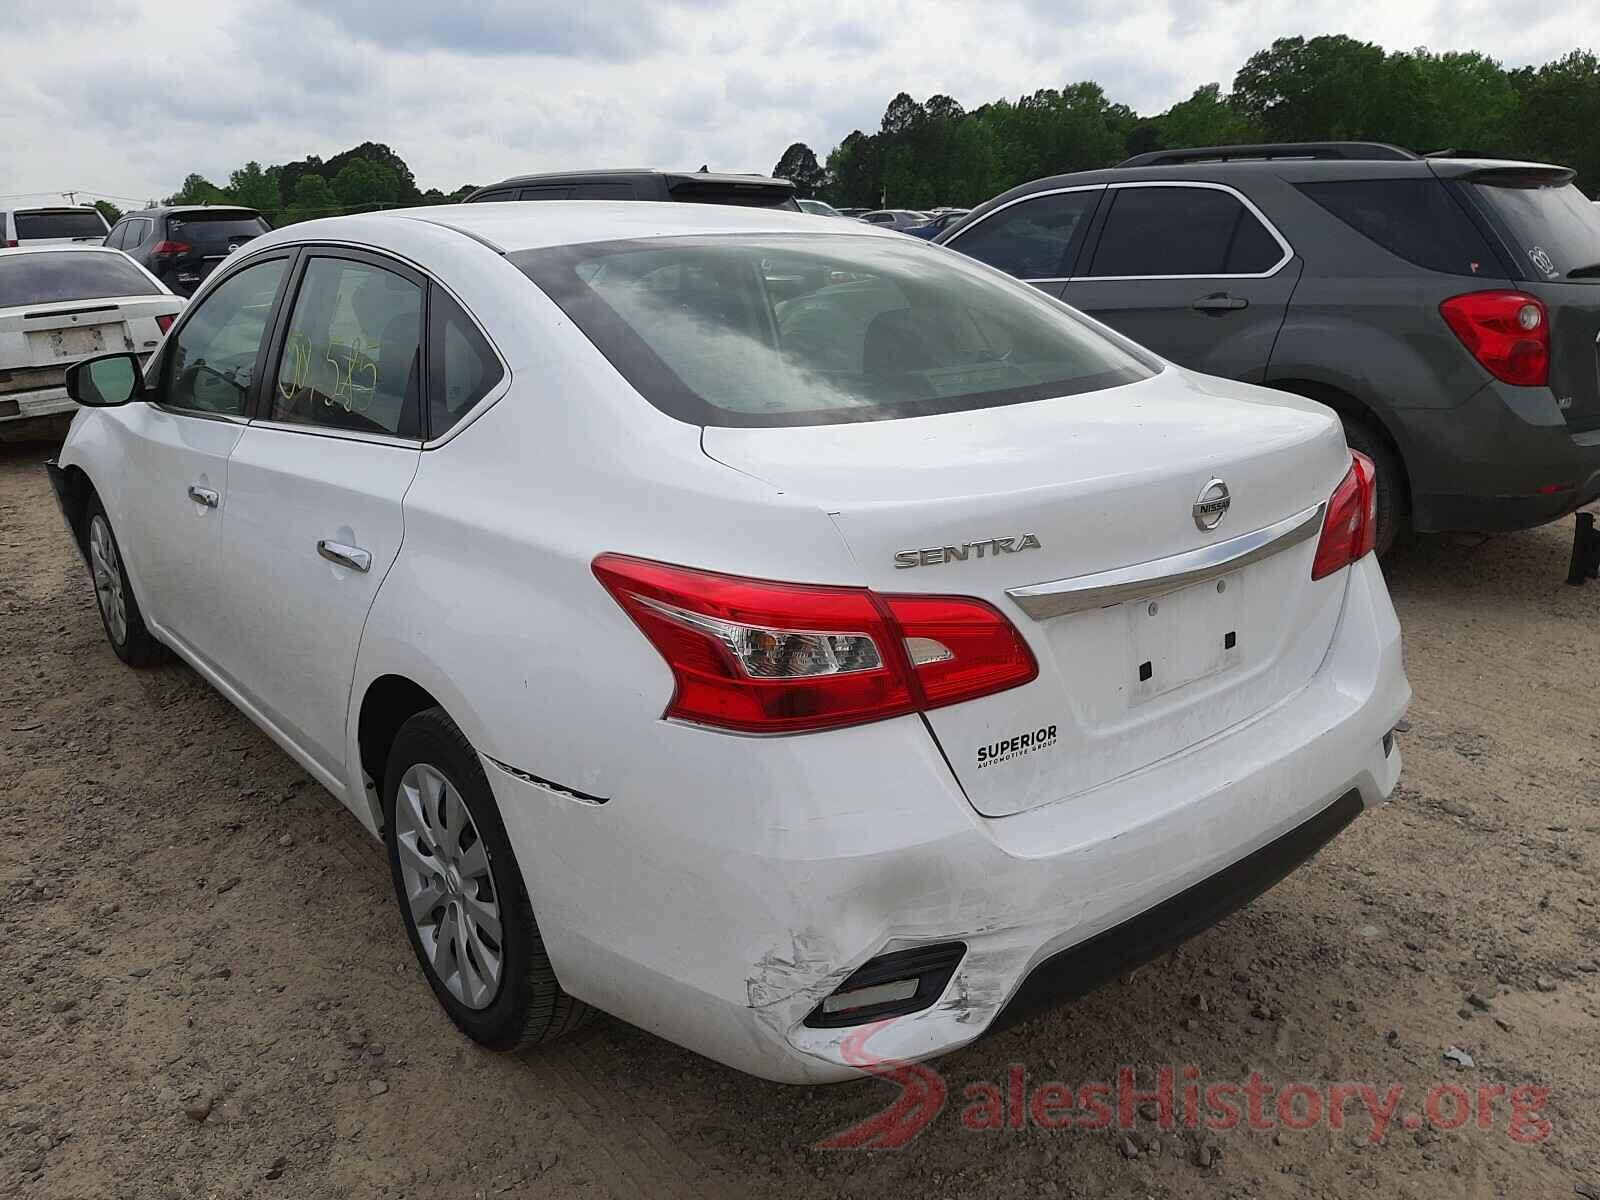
xmin=0 ymin=251 xmax=160 ymax=307
xmin=1470 ymin=181 xmax=1600 ymax=281
xmin=168 ymin=211 xmax=271 ymax=245
xmin=514 ymin=234 xmax=1153 ymax=427
xmin=14 ymin=210 xmax=107 ymax=240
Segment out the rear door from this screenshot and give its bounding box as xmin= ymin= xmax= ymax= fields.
xmin=118 ymin=253 xmax=294 ymax=665
xmin=1461 ymin=173 xmax=1600 ymax=433
xmin=939 ymin=186 xmax=1104 ymax=295
xmin=215 ymin=249 xmax=425 ymax=779
xmin=1062 ymin=182 xmax=1300 ymax=382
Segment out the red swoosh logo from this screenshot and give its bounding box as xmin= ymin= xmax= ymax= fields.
xmin=817 ymin=1019 xmax=947 ymax=1149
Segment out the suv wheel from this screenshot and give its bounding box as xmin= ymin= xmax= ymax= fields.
xmin=1339 ymin=417 xmax=1405 ymax=556
xmin=383 ymin=707 xmax=594 ymax=1049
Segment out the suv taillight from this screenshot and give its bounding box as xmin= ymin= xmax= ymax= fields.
xmin=151 ymin=240 xmax=191 ymax=258
xmin=592 ymin=554 xmax=1037 ymax=733
xmin=1311 ymin=451 xmax=1378 ymax=581
xmin=1439 ymin=290 xmax=1549 ymax=386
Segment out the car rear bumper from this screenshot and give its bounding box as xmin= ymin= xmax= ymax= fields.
xmin=488 ymin=554 xmax=1408 ymax=1083
xmin=0 ymin=386 xmax=75 ymax=423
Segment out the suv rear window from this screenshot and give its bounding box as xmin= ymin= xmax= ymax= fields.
xmin=14 ymin=210 xmax=107 ymax=240
xmin=1468 ymin=180 xmax=1600 ymax=281
xmin=1298 ymin=179 xmax=1501 ymax=278
xmin=168 ymin=211 xmax=270 ymax=247
xmin=0 ymin=251 xmax=160 ymax=307
xmin=514 ymin=233 xmax=1151 ymax=427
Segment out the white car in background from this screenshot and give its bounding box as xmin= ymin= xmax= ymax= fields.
xmin=2 ymin=204 xmax=110 ymax=247
xmin=1 ymin=246 xmax=182 ymax=442
xmin=47 ymin=202 xmax=1409 ymax=1082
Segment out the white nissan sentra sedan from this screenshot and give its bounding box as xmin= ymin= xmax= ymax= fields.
xmin=47 ymin=203 xmax=1409 ymax=1083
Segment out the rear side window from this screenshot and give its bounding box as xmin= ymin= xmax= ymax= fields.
xmin=428 ymin=289 xmax=503 ymax=436
xmin=0 ymin=251 xmax=159 ymax=306
xmin=1298 ymin=179 xmax=1501 ymax=278
xmin=270 ymin=257 xmax=423 ymax=437
xmin=14 ymin=210 xmax=108 ymax=240
xmin=1467 ymin=180 xmax=1600 ymax=281
xmin=1087 ymin=186 xmax=1283 ymax=277
xmin=950 ymin=190 xmax=1099 ymax=279
xmin=570 ymin=183 xmax=635 ymax=199
xmin=519 ymin=187 xmax=572 ymax=200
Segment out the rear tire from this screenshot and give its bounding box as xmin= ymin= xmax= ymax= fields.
xmin=83 ymin=495 xmax=169 ymax=667
xmin=382 ymin=707 xmax=594 ymax=1050
xmin=1339 ymin=416 xmax=1405 ymax=557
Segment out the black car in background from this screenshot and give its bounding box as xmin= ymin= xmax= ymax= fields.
xmin=465 ymin=169 xmax=799 ymax=210
xmin=936 ymin=141 xmax=1600 ymax=552
xmin=103 ymin=206 xmax=272 ymax=296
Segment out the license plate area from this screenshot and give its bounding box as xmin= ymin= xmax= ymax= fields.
xmin=1126 ymin=572 xmax=1243 ymax=704
xmin=29 ymin=326 xmax=107 ymax=360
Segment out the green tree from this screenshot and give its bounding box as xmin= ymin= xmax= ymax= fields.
xmin=163 ymin=173 xmax=229 ymax=206
xmin=331 ymin=158 xmax=402 ymax=211
xmin=824 ymin=130 xmax=881 ymax=208
xmin=280 ymin=173 xmax=337 ymax=225
xmin=772 ymin=143 xmax=825 ymax=197
xmin=1512 ymin=50 xmax=1600 ymax=195
xmin=92 ymin=199 xmax=123 ymax=225
xmin=227 ymin=161 xmax=281 ymax=213
xmin=1233 ymin=35 xmax=1387 ymax=141
xmin=1158 ymin=83 xmax=1261 ymax=150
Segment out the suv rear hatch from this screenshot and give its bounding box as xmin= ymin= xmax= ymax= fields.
xmin=663 ymin=172 xmax=799 ymax=210
xmin=163 ymin=209 xmax=271 ymax=289
xmin=1457 ymin=166 xmax=1600 ymax=433
xmin=703 ymin=370 xmax=1355 ymax=817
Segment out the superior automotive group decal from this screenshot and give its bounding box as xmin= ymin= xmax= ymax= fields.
xmin=977 ymin=725 xmax=1057 ymax=769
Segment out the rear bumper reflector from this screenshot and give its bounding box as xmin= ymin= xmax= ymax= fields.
xmin=990 ymin=789 xmax=1362 ymax=1031
xmin=803 ymin=941 xmax=967 ymax=1028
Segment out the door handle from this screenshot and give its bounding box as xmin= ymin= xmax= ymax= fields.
xmin=317 ymin=540 xmax=372 ymax=573
xmin=187 ymin=484 xmax=220 ymax=508
xmin=1192 ymin=293 xmax=1248 ymax=313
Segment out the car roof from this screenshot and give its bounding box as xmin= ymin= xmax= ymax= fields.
xmin=122 ymin=205 xmax=263 ymax=217
xmin=253 ymin=201 xmax=901 ymax=256
xmin=479 ymin=168 xmax=789 ymax=189
xmin=8 ymin=204 xmax=103 ymax=213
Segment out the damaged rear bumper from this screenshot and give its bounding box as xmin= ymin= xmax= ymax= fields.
xmin=489 ymin=555 xmax=1408 ymax=1084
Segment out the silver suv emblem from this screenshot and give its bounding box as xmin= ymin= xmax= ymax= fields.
xmin=1193 ymin=478 xmax=1231 ymax=531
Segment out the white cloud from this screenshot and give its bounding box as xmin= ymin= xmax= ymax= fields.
xmin=0 ymin=0 xmax=1588 ymax=208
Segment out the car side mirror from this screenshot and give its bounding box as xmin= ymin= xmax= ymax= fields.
xmin=66 ymin=352 xmax=146 ymax=407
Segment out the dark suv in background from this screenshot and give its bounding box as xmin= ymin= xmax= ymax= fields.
xmin=465 ymin=169 xmax=799 ymax=210
xmin=936 ymin=141 xmax=1600 ymax=551
xmin=104 ymin=205 xmax=272 ymax=296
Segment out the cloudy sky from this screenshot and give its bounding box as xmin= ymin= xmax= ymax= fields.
xmin=2 ymin=0 xmax=1588 ymax=208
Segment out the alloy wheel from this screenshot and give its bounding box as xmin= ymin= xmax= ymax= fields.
xmin=394 ymin=763 xmax=504 ymax=1009
xmin=88 ymin=515 xmax=127 ymax=646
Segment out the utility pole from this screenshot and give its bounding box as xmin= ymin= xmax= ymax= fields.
xmin=63 ymin=191 xmax=77 ymax=205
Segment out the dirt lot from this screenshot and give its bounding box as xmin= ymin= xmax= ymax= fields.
xmin=1 ymin=439 xmax=1597 ymax=1200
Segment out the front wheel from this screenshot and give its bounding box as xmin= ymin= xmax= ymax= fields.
xmin=382 ymin=707 xmax=593 ymax=1049
xmin=83 ymin=496 xmax=169 ymax=667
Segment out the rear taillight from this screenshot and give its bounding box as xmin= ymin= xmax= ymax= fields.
xmin=1311 ymin=451 xmax=1378 ymax=581
xmin=1439 ymin=290 xmax=1549 ymax=386
xmin=155 ymin=314 xmax=175 ymax=334
xmin=151 ymin=240 xmax=191 ymax=258
xmin=592 ymin=554 xmax=1037 ymax=733
xmin=4 ymin=239 xmax=16 ymax=248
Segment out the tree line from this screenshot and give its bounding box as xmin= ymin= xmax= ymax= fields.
xmin=773 ymin=37 xmax=1600 ymax=209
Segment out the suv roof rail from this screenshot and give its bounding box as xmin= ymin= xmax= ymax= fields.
xmin=1117 ymin=141 xmax=1420 ymax=167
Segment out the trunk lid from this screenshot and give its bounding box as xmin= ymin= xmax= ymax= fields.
xmin=702 ymin=368 xmax=1355 ymax=817
xmin=0 ymin=296 xmax=181 ymax=386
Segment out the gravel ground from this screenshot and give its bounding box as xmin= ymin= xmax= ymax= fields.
xmin=1 ymin=438 xmax=1597 ymax=1199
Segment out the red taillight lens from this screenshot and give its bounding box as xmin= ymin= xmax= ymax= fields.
xmin=155 ymin=314 xmax=175 ymax=334
xmin=151 ymin=240 xmax=191 ymax=258
xmin=4 ymin=239 xmax=17 ymax=248
xmin=1311 ymin=451 xmax=1378 ymax=581
xmin=1439 ymin=290 xmax=1549 ymax=386
xmin=592 ymin=554 xmax=1037 ymax=733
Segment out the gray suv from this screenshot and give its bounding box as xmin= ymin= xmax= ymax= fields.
xmin=936 ymin=141 xmax=1600 ymax=551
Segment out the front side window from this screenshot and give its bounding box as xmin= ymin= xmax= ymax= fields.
xmin=950 ymin=190 xmax=1099 ymax=279
xmin=428 ymin=289 xmax=503 ymax=437
xmin=269 ymin=256 xmax=423 ymax=437
xmin=514 ymin=233 xmax=1153 ymax=427
xmin=158 ymin=257 xmax=287 ymax=416
xmin=1087 ymin=186 xmax=1283 ymax=277
xmin=0 ymin=250 xmax=160 ymax=307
